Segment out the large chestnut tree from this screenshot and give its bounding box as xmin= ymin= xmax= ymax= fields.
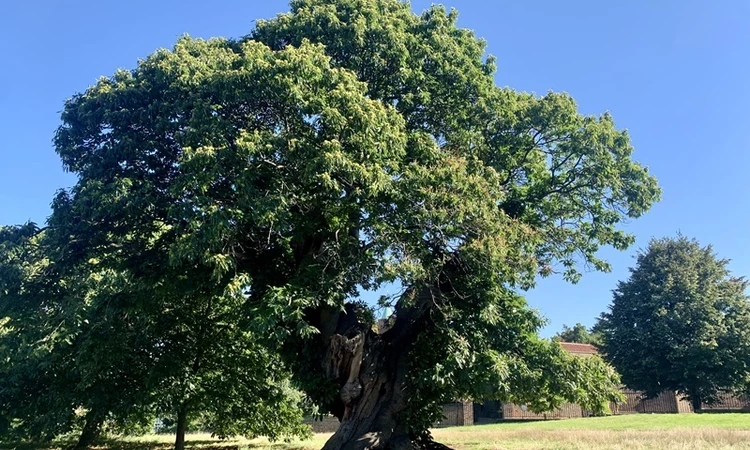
xmin=12 ymin=1 xmax=659 ymax=449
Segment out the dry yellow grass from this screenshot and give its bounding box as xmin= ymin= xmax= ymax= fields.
xmin=425 ymin=414 xmax=750 ymax=449
xmin=430 ymin=427 xmax=750 ymax=450
xmin=120 ymin=426 xmax=750 ymax=450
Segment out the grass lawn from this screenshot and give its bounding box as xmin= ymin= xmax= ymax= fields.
xmin=5 ymin=414 xmax=750 ymax=450
xmin=431 ymin=414 xmax=750 ymax=449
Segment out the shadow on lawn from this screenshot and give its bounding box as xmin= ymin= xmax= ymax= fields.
xmin=95 ymin=439 xmax=309 ymax=450
xmin=0 ymin=433 xmax=321 ymax=450
xmin=0 ymin=439 xmax=251 ymax=450
xmin=94 ymin=440 xmax=243 ymax=450
xmin=0 ymin=442 xmax=55 ymax=450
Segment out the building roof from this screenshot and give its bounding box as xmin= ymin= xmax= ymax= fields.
xmin=558 ymin=342 xmax=598 ymax=355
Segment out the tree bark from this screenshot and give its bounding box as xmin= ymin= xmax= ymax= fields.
xmin=321 ymin=329 xmax=411 ymax=450
xmin=691 ymin=392 xmax=702 ymax=412
xmin=317 ymin=287 xmax=447 ymax=450
xmin=74 ymin=409 xmax=104 ymax=450
xmin=175 ymin=403 xmax=189 ymax=450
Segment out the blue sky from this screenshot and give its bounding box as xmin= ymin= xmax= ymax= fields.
xmin=2 ymin=1 xmax=749 ymax=336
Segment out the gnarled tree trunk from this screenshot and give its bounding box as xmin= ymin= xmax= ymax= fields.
xmin=316 ymin=288 xmax=444 ymax=450
xmin=321 ymin=329 xmax=412 ymax=450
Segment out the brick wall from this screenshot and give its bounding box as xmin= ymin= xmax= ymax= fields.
xmin=501 ymin=402 xmax=585 ymax=420
xmin=435 ymin=401 xmax=474 ymax=427
xmin=610 ymin=389 xmax=684 ymax=414
xmin=495 ymin=390 xmax=749 ymax=421
xmin=610 ymin=390 xmax=749 ymax=414
xmin=676 ymin=394 xmax=693 ymax=413
xmin=462 ymin=400 xmax=474 ymax=425
xmin=702 ymin=393 xmax=750 ymax=412
xmin=305 ymin=400 xmax=475 ymax=433
xmin=304 ymin=416 xmax=341 ymax=433
xmin=490 ymin=390 xmax=696 ymax=421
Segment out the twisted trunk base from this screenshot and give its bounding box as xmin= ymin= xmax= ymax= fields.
xmin=321 ymin=331 xmax=411 ymax=450
xmin=318 ymin=289 xmax=451 ymax=450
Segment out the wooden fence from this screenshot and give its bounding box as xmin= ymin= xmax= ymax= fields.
xmin=701 ymin=393 xmax=750 ymax=412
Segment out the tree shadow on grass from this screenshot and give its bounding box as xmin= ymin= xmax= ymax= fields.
xmin=0 ymin=442 xmax=55 ymax=450
xmin=0 ymin=438 xmax=316 ymax=450
xmin=93 ymin=439 xmax=242 ymax=450
xmin=105 ymin=441 xmax=317 ymax=450
xmin=244 ymin=445 xmax=311 ymax=450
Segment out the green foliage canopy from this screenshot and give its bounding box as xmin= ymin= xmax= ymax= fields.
xmin=2 ymin=0 xmax=660 ymax=446
xmin=553 ymin=323 xmax=602 ymax=346
xmin=597 ymin=236 xmax=750 ymax=408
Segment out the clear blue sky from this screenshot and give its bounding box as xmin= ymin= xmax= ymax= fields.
xmin=2 ymin=1 xmax=749 ymax=336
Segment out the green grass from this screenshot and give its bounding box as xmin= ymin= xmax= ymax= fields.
xmin=5 ymin=415 xmax=750 ymax=450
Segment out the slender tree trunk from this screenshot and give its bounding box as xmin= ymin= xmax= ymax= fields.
xmin=175 ymin=403 xmax=189 ymax=450
xmin=691 ymin=392 xmax=702 ymax=412
xmin=74 ymin=409 xmax=105 ymax=450
xmin=175 ymin=300 xmax=206 ymax=450
xmin=317 ymin=288 xmax=446 ymax=450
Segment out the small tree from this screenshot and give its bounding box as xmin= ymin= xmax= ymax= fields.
xmin=597 ymin=236 xmax=750 ymax=410
xmin=552 ymin=323 xmax=601 ymax=345
xmin=0 ymin=224 xmax=102 ymax=445
xmin=0 ymin=224 xmax=309 ymax=450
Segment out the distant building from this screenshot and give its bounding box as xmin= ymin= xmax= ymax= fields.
xmin=557 ymin=341 xmax=598 ymax=357
xmin=307 ymin=341 xmax=750 ymax=433
xmin=474 ymin=342 xmax=750 ymax=422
